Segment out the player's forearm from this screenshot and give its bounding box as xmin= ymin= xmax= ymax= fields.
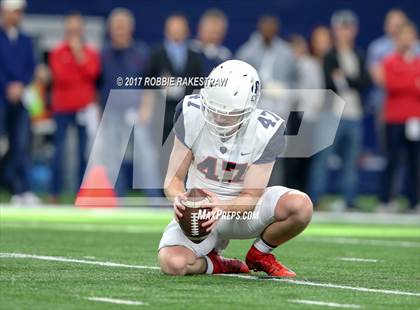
xmin=220 ymin=193 xmax=261 ymax=213
xmin=164 ymin=177 xmax=186 ymax=202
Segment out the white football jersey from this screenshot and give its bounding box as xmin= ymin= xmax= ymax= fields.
xmin=174 ymin=94 xmax=286 ymax=200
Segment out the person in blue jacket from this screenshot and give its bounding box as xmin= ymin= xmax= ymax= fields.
xmin=0 ymin=0 xmax=39 ymax=204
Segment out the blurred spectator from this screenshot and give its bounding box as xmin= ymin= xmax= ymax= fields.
xmin=23 ymin=63 xmax=50 ymax=121
xmin=190 ymin=8 xmax=231 ymax=75
xmin=100 ymin=8 xmax=148 ymax=107
xmin=0 ymin=0 xmax=40 ymax=204
xmin=236 ymin=14 xmax=296 ymax=186
xmin=308 ymin=10 xmax=370 ymax=210
xmin=99 ymin=8 xmax=161 ymax=197
xmin=146 ymin=13 xmax=203 ymax=142
xmin=311 ymin=26 xmax=333 ymax=60
xmin=292 ymin=32 xmax=329 ymax=97
xmin=367 ymin=10 xmax=409 ymax=88
xmin=0 ymin=25 xmax=4 ymax=140
xmin=236 ymin=15 xmax=296 ymax=93
xmin=283 ymin=34 xmax=329 ymax=191
xmin=379 ymin=22 xmax=420 ymax=211
xmin=48 ymin=12 xmax=100 ymax=202
xmin=366 ymin=11 xmax=419 ymax=152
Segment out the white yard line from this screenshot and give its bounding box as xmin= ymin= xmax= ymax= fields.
xmin=3 ymin=222 xmax=419 ymax=250
xmin=0 ymin=222 xmax=160 ymax=234
xmin=312 ymin=212 xmax=418 ymax=225
xmin=288 ymin=299 xmax=361 ymax=308
xmin=0 ymin=253 xmax=160 ymax=270
xmin=338 ymin=257 xmax=380 ymax=263
xmin=2 ymin=252 xmax=420 ymax=297
xmin=0 ymin=206 xmax=417 ymax=225
xmin=219 ymin=274 xmax=420 ymax=297
xmin=302 ymin=237 xmax=420 ymax=248
xmin=86 ymin=297 xmax=148 ymax=306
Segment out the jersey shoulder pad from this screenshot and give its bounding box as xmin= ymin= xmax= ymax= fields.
xmin=173 ymin=94 xmax=204 ymax=148
xmin=252 ymin=109 xmax=286 ymax=164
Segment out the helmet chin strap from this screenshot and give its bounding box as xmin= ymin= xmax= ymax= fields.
xmin=220 ymin=124 xmax=242 ymax=140
xmin=206 ymin=123 xmax=236 ymax=139
xmin=206 ymin=119 xmax=248 ymax=140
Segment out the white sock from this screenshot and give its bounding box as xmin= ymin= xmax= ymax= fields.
xmin=254 ymin=237 xmax=275 ymax=253
xmin=205 ymin=256 xmax=214 ymax=274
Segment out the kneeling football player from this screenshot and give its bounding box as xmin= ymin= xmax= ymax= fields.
xmin=158 ymin=60 xmax=313 ymax=276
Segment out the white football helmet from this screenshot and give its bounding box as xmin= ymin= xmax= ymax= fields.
xmin=200 ymin=60 xmax=261 ymax=138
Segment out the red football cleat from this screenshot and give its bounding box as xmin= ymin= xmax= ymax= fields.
xmin=207 ymin=250 xmax=250 ymax=274
xmin=246 ymin=245 xmax=296 ymax=277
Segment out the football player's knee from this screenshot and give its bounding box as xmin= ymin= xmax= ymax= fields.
xmin=292 ymin=192 xmax=313 ymax=226
xmin=159 ymin=254 xmax=188 ymax=276
xmin=281 ymin=191 xmax=313 ymax=225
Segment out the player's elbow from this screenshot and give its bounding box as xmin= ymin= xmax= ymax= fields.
xmin=163 ymin=186 xmax=171 ymax=201
xmin=163 ymin=178 xmax=172 ymax=197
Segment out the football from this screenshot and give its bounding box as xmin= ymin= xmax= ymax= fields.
xmin=178 ymin=188 xmax=213 ymax=243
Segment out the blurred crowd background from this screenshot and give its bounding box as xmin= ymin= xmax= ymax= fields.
xmin=0 ymin=0 xmax=419 ymax=212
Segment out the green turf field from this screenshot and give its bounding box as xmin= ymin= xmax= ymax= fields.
xmin=0 ymin=207 xmax=419 ymax=309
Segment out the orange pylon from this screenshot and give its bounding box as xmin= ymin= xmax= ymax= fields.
xmin=75 ymin=165 xmax=118 ymax=208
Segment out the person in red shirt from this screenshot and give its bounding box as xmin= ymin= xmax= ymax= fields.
xmin=380 ymin=21 xmax=420 ymax=211
xmin=48 ymin=12 xmax=100 ymax=201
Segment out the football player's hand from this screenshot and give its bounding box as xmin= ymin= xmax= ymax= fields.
xmin=173 ymin=192 xmax=187 ymax=222
xmin=201 ymin=189 xmax=224 ymax=233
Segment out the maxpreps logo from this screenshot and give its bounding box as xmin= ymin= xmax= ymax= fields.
xmin=197 ymin=209 xmax=259 ymax=220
